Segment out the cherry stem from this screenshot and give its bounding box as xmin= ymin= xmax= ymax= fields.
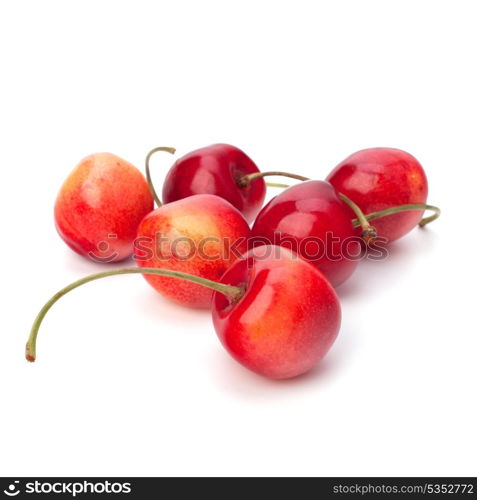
xmin=265 ymin=181 xmax=291 ymax=188
xmin=259 ymin=179 xmax=441 ymax=230
xmin=145 ymin=146 xmax=176 ymax=207
xmin=338 ymin=193 xmax=377 ymax=244
xmin=238 ymin=171 xmax=310 ymax=188
xmin=351 ymin=204 xmax=441 ymax=229
xmin=26 ymin=267 xmax=243 ymax=363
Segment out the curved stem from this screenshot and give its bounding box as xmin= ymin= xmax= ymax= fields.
xmin=418 ymin=205 xmax=441 ymax=227
xmin=338 ymin=193 xmax=377 ymax=244
xmin=26 ymin=267 xmax=243 ymax=363
xmin=351 ymin=204 xmax=441 ymax=229
xmin=265 ymin=181 xmax=291 ymax=189
xmin=238 ymin=171 xmax=310 ymax=188
xmin=145 ymin=146 xmax=176 ymax=207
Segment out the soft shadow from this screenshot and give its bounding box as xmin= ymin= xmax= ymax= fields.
xmin=206 ymin=340 xmax=349 ymax=401
xmin=337 ymin=229 xmax=439 ymax=301
xmin=133 ymin=287 xmax=210 ymax=332
xmin=61 ymin=247 xmax=136 ymax=274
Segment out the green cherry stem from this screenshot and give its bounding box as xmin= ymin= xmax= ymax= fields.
xmin=351 ymin=204 xmax=441 ymax=229
xmin=238 ymin=171 xmax=310 ymax=188
xmin=145 ymin=146 xmax=176 ymax=207
xmin=338 ymin=193 xmax=377 ymax=244
xmin=26 ymin=267 xmax=243 ymax=363
xmin=240 ymin=170 xmax=441 ymax=235
xmin=252 ymin=173 xmax=441 ymax=231
xmin=265 ymin=181 xmax=291 ymax=188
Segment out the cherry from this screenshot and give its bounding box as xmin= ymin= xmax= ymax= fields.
xmin=157 ymin=144 xmax=265 ymax=222
xmin=251 ymin=180 xmax=367 ymax=287
xmin=146 ymin=144 xmax=309 ymax=222
xmin=134 ymin=194 xmax=251 ymax=308
xmin=213 ymin=245 xmax=341 ymax=378
xmin=55 ymin=153 xmax=154 ymax=262
xmin=26 ymin=245 xmax=341 ymax=379
xmin=326 ymin=148 xmax=431 ymax=242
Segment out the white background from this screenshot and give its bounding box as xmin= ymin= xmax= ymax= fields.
xmin=0 ymin=0 xmax=475 ymax=477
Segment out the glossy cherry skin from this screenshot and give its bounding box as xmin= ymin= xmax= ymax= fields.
xmin=251 ymin=181 xmax=360 ymax=287
xmin=327 ymin=148 xmax=428 ymax=243
xmin=135 ymin=194 xmax=252 ymax=308
xmin=162 ymin=144 xmax=266 ymax=222
xmin=212 ymin=245 xmax=341 ymax=379
xmin=55 ymin=153 xmax=154 ymax=262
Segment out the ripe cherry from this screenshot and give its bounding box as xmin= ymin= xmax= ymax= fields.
xmin=251 ymin=180 xmax=366 ymax=287
xmin=327 ymin=148 xmax=431 ymax=242
xmin=134 ymin=194 xmax=251 ymax=308
xmin=213 ymin=245 xmax=341 ymax=378
xmin=26 ymin=245 xmax=341 ymax=379
xmin=146 ymin=144 xmax=309 ymax=222
xmin=157 ymin=144 xmax=265 ymax=222
xmin=55 ymin=153 xmax=154 ymax=262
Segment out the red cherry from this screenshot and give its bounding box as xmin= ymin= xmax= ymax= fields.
xmin=55 ymin=153 xmax=154 ymax=262
xmin=27 ymin=246 xmax=341 ymax=380
xmin=252 ymin=180 xmax=361 ymax=287
xmin=161 ymin=144 xmax=266 ymax=222
xmin=134 ymin=194 xmax=251 ymax=308
xmin=326 ymin=148 xmax=428 ymax=242
xmin=213 ymin=245 xmax=341 ymax=379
